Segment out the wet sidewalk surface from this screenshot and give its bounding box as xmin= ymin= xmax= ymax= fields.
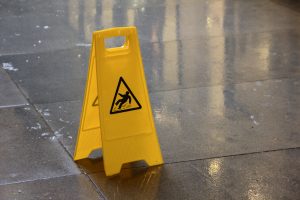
xmin=0 ymin=0 xmax=300 ymax=199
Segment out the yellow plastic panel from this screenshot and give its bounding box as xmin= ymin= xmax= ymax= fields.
xmin=73 ymin=40 xmax=102 ymax=161
xmin=94 ymin=27 xmax=163 ymax=176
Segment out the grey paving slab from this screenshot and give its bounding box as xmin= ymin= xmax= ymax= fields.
xmin=0 ymin=47 xmax=88 ymax=104
xmin=145 ymin=0 xmax=300 ymax=41
xmin=88 ymin=149 xmax=300 ymax=200
xmin=17 ymin=76 xmax=86 ymax=104
xmin=154 ymin=78 xmax=300 ymax=163
xmin=0 ymin=13 xmax=80 ymax=55
xmin=35 ymin=101 xmax=83 ymax=156
xmin=0 ymin=47 xmax=89 ymax=81
xmin=142 ymin=29 xmax=300 ymax=91
xmin=0 ymin=67 xmax=27 ymax=108
xmin=36 ymin=78 xmax=300 ymax=174
xmin=0 ymin=0 xmax=149 ymax=54
xmin=118 ymin=0 xmax=300 ymax=42
xmin=0 ymin=174 xmax=104 ymax=200
xmin=1 ymin=0 xmax=300 ymax=55
xmin=190 ymin=148 xmax=300 ymax=200
xmin=0 ymin=105 xmax=80 ymax=185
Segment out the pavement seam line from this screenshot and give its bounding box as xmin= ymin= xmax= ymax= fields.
xmin=83 ymin=173 xmax=108 ymax=200
xmin=86 ymin=146 xmax=300 ymax=175
xmin=0 ymin=174 xmax=79 ymax=187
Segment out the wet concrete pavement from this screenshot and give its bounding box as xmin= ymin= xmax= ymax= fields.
xmin=0 ymin=0 xmax=299 ymax=199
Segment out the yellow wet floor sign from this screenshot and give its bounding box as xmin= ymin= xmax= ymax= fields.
xmin=74 ymin=27 xmax=163 ymax=176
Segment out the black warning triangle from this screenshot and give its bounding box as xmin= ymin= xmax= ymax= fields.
xmin=110 ymin=77 xmax=142 ymax=114
xmin=92 ymin=96 xmax=99 ymax=107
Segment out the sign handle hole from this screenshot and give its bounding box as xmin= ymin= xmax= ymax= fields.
xmin=105 ymin=36 xmax=127 ymax=49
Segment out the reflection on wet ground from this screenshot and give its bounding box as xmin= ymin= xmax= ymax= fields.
xmin=0 ymin=0 xmax=299 ymax=199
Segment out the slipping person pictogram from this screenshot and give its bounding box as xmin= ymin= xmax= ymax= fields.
xmin=115 ymin=91 xmax=131 ymax=109
xmin=110 ymin=77 xmax=142 ymax=114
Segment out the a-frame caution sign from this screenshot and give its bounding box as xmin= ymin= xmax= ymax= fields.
xmin=74 ymin=27 xmax=163 ymax=176
xmin=110 ymin=77 xmax=142 ymax=114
